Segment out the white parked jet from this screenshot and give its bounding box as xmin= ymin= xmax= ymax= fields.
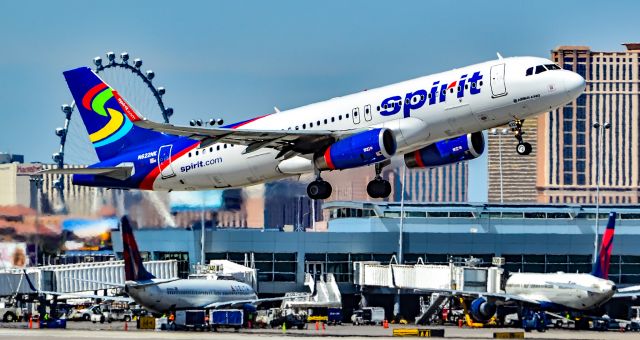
xmin=401 ymin=212 xmax=623 ymax=323
xmin=46 ymin=55 xmax=584 ymax=199
xmin=26 ymin=216 xmax=293 ymax=314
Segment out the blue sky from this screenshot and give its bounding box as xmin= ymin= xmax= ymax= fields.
xmin=1 ymin=1 xmax=638 ymax=200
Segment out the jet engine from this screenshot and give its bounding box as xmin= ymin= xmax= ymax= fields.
xmin=315 ymin=128 xmax=396 ymax=171
xmin=469 ymin=297 xmax=497 ymax=322
xmin=404 ymin=131 xmax=484 ymax=168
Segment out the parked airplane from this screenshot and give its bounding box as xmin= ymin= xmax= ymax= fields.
xmin=404 ymin=212 xmax=622 ymax=323
xmin=26 ymin=216 xmax=294 ymax=313
xmin=44 ymin=55 xmax=585 ymax=199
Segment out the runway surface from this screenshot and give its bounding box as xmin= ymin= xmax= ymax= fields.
xmin=1 ymin=322 xmax=639 ymax=340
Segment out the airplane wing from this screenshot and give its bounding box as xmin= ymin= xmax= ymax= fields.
xmin=38 ymin=290 xmax=134 ymax=303
xmin=613 ymin=285 xmax=640 ymax=299
xmin=410 ymin=287 xmax=541 ymax=306
xmin=133 ymin=118 xmax=354 ymax=158
xmin=40 ymin=166 xmax=133 ymax=180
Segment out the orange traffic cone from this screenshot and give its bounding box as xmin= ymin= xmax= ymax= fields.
xmin=124 ymin=321 xmax=128 ymax=331
xmin=28 ymin=317 xmax=32 ymax=329
xmin=458 ymin=319 xmax=463 ymax=328
xmin=315 ymin=321 xmax=319 ymax=330
xmin=322 ymin=322 xmax=326 ymax=331
xmin=383 ymin=319 xmax=389 ymax=328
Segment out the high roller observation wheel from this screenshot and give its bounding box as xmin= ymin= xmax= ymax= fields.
xmin=52 ymin=51 xmax=174 ymax=210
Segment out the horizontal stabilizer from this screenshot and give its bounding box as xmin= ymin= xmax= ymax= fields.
xmin=40 ymin=166 xmax=133 ymax=180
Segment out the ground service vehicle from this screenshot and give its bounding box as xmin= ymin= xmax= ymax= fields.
xmin=0 ymin=302 xmax=23 ymax=322
xmin=328 ymin=307 xmax=342 ymax=325
xmin=352 ymin=307 xmax=385 ymax=325
xmin=210 ymin=309 xmax=243 ymax=331
xmin=108 ymin=308 xmax=133 ymax=322
xmin=173 ymin=310 xmax=207 ymax=331
xmin=270 ymin=313 xmax=306 ymax=330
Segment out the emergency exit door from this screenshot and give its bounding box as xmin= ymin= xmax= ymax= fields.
xmin=490 ymin=64 xmax=507 ymax=97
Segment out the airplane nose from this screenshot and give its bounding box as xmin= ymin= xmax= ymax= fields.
xmin=564 ymin=71 xmax=586 ymax=101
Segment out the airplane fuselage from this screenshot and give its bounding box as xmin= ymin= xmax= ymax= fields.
xmin=505 ymin=272 xmax=616 ymax=311
xmin=126 ymin=278 xmax=257 ymax=313
xmin=73 ymin=56 xmax=584 ymax=191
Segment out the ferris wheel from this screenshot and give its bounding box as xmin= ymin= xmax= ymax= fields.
xmin=52 ymin=51 xmax=174 ymax=213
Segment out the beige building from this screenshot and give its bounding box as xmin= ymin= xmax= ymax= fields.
xmin=537 ymin=44 xmax=640 ymax=204
xmin=487 ymin=120 xmax=539 ymax=203
xmin=0 ymin=163 xmax=40 ymax=207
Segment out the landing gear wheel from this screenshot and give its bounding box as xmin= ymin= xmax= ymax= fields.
xmin=367 ymin=179 xmax=391 ymax=198
xmin=516 ymin=142 xmax=532 ymax=155
xmin=307 ymin=180 xmax=332 ymax=200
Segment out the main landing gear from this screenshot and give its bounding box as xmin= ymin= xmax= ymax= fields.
xmin=307 ymin=175 xmax=332 ymax=200
xmin=509 ymin=119 xmax=532 ymax=156
xmin=367 ymin=161 xmax=392 ymax=199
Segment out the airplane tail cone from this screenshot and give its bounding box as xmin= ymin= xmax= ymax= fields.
xmin=121 ymin=216 xmax=155 ymax=282
xmin=591 ymin=212 xmax=616 ymax=279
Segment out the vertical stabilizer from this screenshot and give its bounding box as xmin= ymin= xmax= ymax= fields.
xmin=121 ymin=216 xmax=155 ymax=282
xmin=591 ymin=212 xmax=616 ymax=279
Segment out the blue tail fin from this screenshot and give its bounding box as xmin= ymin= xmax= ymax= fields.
xmin=591 ymin=212 xmax=616 ymax=279
xmin=63 ymin=67 xmax=165 ymax=162
xmin=121 ymin=216 xmax=155 ymax=282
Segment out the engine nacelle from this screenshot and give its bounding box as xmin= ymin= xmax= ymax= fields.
xmin=315 ymin=128 xmax=396 ymax=171
xmin=469 ymin=297 xmax=497 ymax=322
xmin=404 ymin=131 xmax=484 ymax=168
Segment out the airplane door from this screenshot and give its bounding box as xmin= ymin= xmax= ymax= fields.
xmin=490 ymin=64 xmax=507 ymax=97
xmin=364 ymin=104 xmax=373 ymax=121
xmin=158 ymin=145 xmax=176 ymax=179
xmin=352 ymin=107 xmax=361 ymax=124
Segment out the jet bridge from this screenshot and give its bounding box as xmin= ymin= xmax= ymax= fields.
xmin=353 ymin=260 xmax=503 ymax=293
xmin=0 ymin=260 xmax=177 ymax=296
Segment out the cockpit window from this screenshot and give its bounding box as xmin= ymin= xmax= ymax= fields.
xmin=535 ymin=65 xmax=547 ymax=74
xmin=545 ymin=64 xmax=561 ymax=70
xmin=526 ymin=67 xmax=533 ymax=76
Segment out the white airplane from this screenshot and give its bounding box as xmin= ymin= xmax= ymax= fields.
xmin=25 ymin=216 xmax=294 ymax=314
xmin=401 ymin=212 xmax=627 ymax=323
xmin=45 ymin=55 xmax=585 ymax=199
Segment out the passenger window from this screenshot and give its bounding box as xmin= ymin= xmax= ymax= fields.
xmin=302 ymin=124 xmax=306 ymax=129
xmin=450 ymin=88 xmax=454 ymax=93
xmin=331 ymin=117 xmax=335 ymax=122
xmin=526 ymin=67 xmax=533 ymax=76
xmin=479 ymin=81 xmax=483 ymax=86
xmin=428 ymin=93 xmax=432 ymax=99
xmin=471 ymin=83 xmax=476 ymax=88
xmin=310 ymin=122 xmax=313 ymax=128
xmin=295 ymin=126 xmax=299 ymax=130
xmin=195 ymin=151 xmax=199 ymax=156
xmin=324 ymin=119 xmax=328 ymax=124
xmin=346 ymin=113 xmax=349 ymax=118
xmin=224 ymin=144 xmax=227 ymax=149
xmin=188 ymin=152 xmax=191 ymax=157
xmin=217 ymin=145 xmax=220 ymax=150
xmin=535 ymin=65 xmax=547 ymax=74
xmin=209 ymin=147 xmax=213 ymax=152
xmin=465 ymin=84 xmax=469 ymax=89
xmin=338 ymin=115 xmax=342 ymax=120
xmin=317 ymin=120 xmax=321 ymax=125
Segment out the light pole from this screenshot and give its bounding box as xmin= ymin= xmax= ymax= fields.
xmin=393 ymin=164 xmax=407 ymax=319
xmin=29 ymin=176 xmax=43 ymax=266
xmin=592 ymin=121 xmax=610 ymax=262
xmin=491 ymin=128 xmax=510 ymax=203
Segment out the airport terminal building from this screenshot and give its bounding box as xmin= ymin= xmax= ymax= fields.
xmin=112 ymin=202 xmax=640 ymax=296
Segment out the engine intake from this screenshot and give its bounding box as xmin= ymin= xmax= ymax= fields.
xmin=315 ymin=128 xmax=396 ymax=171
xmin=470 ymin=297 xmax=497 ymax=322
xmin=404 ymin=131 xmax=484 ymax=168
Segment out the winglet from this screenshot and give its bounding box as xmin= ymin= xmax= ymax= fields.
xmin=591 ymin=212 xmax=616 ymax=279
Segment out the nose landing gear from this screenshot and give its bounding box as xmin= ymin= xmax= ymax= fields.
xmin=367 ymin=161 xmax=392 ymax=199
xmin=510 ymin=119 xmax=532 ymax=156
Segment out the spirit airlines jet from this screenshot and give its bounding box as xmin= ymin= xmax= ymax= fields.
xmin=45 ymin=56 xmax=585 ymax=199
xmin=401 ymin=212 xmax=621 ymax=323
xmin=25 ymin=216 xmax=292 ymax=313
